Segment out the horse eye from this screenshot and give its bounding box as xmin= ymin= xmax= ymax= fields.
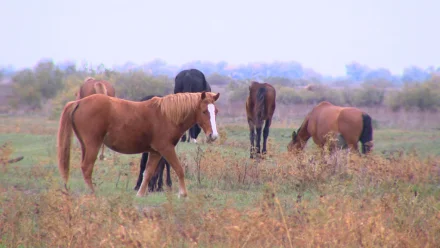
xmin=203 ymin=110 xmax=208 ymax=114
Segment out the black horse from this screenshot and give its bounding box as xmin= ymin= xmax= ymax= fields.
xmin=133 ymin=95 xmax=172 ymax=192
xmin=174 ymin=68 xmax=212 ymax=143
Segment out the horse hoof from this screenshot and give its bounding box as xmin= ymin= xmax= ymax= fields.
xmin=99 ymin=155 xmax=104 ymax=160
xmin=178 ymin=191 xmax=188 ymax=198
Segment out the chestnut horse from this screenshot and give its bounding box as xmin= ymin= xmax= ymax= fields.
xmin=57 ymin=92 xmax=220 ymax=197
xmin=287 ymin=101 xmax=374 ymax=154
xmin=75 ymin=77 xmax=116 ymax=160
xmin=133 ymin=94 xmax=172 ymax=192
xmin=246 ymin=81 xmax=276 ymax=158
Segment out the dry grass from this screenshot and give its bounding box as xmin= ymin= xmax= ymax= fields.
xmin=1 ymin=144 xmax=440 ymax=247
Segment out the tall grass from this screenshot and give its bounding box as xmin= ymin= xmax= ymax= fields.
xmin=1 ymin=142 xmax=440 ymax=247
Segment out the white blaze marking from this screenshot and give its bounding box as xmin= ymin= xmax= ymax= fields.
xmin=207 ymin=104 xmax=218 ymax=138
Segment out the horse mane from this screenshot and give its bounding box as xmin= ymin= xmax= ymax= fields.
xmin=152 ymin=92 xmax=202 ymax=126
xmin=296 ymin=114 xmax=310 ymax=135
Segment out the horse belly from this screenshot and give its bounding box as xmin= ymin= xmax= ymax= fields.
xmin=103 ymin=134 xmax=151 ymax=154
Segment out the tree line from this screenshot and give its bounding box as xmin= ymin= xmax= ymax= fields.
xmin=3 ymin=59 xmax=440 ymax=115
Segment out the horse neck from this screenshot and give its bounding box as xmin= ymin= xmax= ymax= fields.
xmin=179 ymin=111 xmax=197 ymax=132
xmin=297 ymin=120 xmax=311 ymax=149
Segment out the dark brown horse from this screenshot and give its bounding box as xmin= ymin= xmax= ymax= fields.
xmin=75 ymin=77 xmax=116 ymax=160
xmin=57 ymin=92 xmax=220 ymax=197
xmin=287 ymin=101 xmax=374 ymax=154
xmin=245 ymin=81 xmax=276 ymax=158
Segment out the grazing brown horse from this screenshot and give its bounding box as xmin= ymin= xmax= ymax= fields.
xmin=287 ymin=101 xmax=374 ymax=154
xmin=57 ymin=92 xmax=220 ymax=197
xmin=75 ymin=77 xmax=116 ymax=160
xmin=246 ymin=81 xmax=276 ymax=158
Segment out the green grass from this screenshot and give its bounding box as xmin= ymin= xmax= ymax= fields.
xmin=1 ymin=117 xmax=439 ymax=206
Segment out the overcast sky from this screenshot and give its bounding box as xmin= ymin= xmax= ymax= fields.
xmin=1 ymin=0 xmax=439 ymax=76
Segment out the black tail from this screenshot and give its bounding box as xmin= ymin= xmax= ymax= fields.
xmin=256 ymin=87 xmax=266 ymax=127
xmin=359 ymin=113 xmax=373 ymax=154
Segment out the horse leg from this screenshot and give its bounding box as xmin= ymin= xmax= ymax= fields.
xmin=349 ymin=143 xmax=360 ymax=154
xmin=134 ymin=152 xmax=148 ymax=191
xmin=191 ymin=124 xmax=201 ymax=143
xmin=256 ymin=126 xmax=262 ymax=155
xmin=148 ymin=171 xmax=159 ymax=192
xmin=80 ymin=143 xmax=101 ymax=194
xmin=99 ymin=143 xmax=105 ymax=160
xmin=248 ymin=120 xmax=256 ymax=159
xmin=165 ymin=160 xmax=172 ymax=189
xmin=148 ymin=156 xmax=164 ymax=192
xmin=160 ymin=148 xmax=187 ymax=197
xmin=156 ymin=158 xmax=166 ymax=192
xmin=262 ymin=119 xmax=272 ymax=154
xmin=189 ymin=126 xmax=196 ymax=143
xmin=181 ymin=133 xmax=186 ymax=142
xmin=136 ymin=152 xmax=162 ymax=197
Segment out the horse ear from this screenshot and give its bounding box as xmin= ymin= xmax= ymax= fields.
xmin=213 ymin=92 xmax=220 ymax=101
xmin=292 ymin=131 xmax=297 ymax=139
xmin=201 ymin=91 xmax=206 ymax=100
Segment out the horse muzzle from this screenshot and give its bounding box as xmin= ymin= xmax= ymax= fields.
xmin=206 ymin=133 xmax=218 ymax=143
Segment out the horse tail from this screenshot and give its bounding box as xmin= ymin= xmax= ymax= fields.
xmin=94 ymin=82 xmax=108 ymax=95
xmin=57 ymin=101 xmax=79 ymax=185
xmin=256 ymin=87 xmax=266 ymax=126
xmin=359 ymin=113 xmax=373 ymax=154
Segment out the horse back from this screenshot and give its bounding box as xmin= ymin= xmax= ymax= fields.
xmin=246 ymin=82 xmax=276 ymax=120
xmin=79 ymin=79 xmax=116 ymax=99
xmin=337 ymin=107 xmax=365 ymax=143
xmin=175 ymin=69 xmax=210 ymax=93
xmin=310 ymin=103 xmax=342 ymax=138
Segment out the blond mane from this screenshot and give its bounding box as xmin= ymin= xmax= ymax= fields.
xmin=152 ymin=92 xmax=203 ymax=125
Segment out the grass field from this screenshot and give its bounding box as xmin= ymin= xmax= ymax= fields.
xmin=1 ymin=113 xmax=440 ymax=247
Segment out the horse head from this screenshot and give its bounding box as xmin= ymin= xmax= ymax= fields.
xmin=196 ymin=91 xmax=220 ymax=143
xmin=287 ymin=128 xmax=305 ymax=153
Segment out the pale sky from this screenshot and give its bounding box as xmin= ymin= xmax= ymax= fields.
xmin=1 ymin=0 xmax=439 ymax=76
